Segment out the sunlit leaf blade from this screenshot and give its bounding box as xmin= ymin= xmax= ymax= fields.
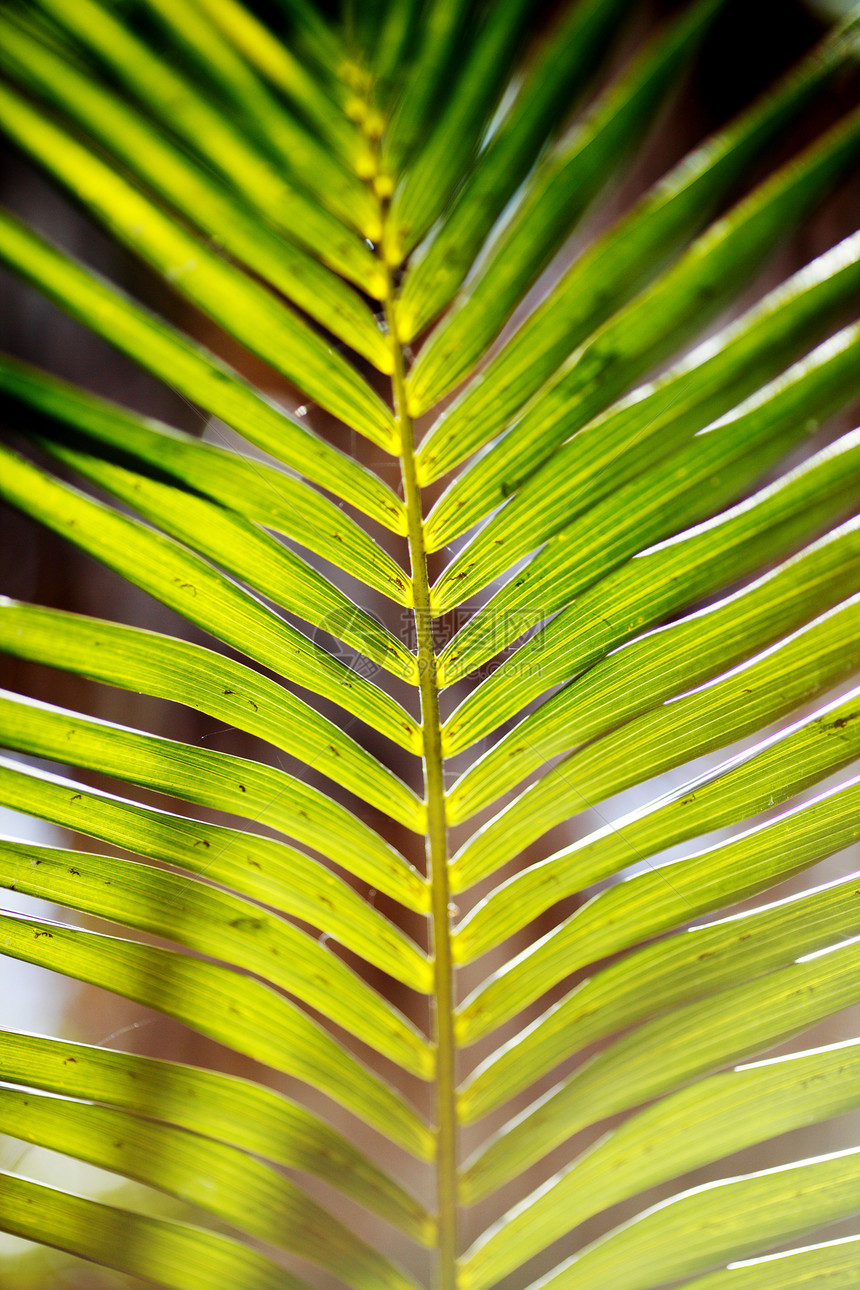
xmin=29 ymin=0 xmax=387 ymax=273
xmin=433 ymin=308 xmax=860 ymax=625
xmin=0 ymin=757 xmax=431 ymax=990
xmin=195 ymin=0 xmax=355 ymax=159
xmin=439 ymin=415 xmax=794 ymax=670
xmin=0 ymin=1028 xmax=433 ymax=1242
xmin=674 ymin=1237 xmax=860 ymax=1289
xmin=405 ymin=0 xmax=722 ymax=409
xmin=441 ymin=425 xmax=860 ymax=737
xmin=382 ymin=0 xmax=534 ymax=263
xmin=126 ymin=0 xmax=379 ymax=236
xmin=462 ymin=1042 xmax=860 ymax=1289
xmin=414 ymin=15 xmax=860 ymax=483
xmin=0 ymin=1172 xmax=306 ymax=1290
xmin=394 ymin=0 xmax=633 ymax=341
xmin=451 ymin=592 xmax=860 ymax=891
xmin=438 ymin=267 xmax=860 ymax=646
xmin=457 ymin=681 xmax=860 ymax=966
xmin=0 ymin=445 xmax=420 ymax=753
xmin=425 ymin=119 xmax=860 ymax=554
xmin=0 ymin=210 xmax=404 ymax=528
xmin=0 ymin=837 xmax=430 ymax=1076
xmin=0 ymin=16 xmax=392 ymax=369
xmin=29 ymin=438 xmax=417 ymax=683
xmin=460 ymin=775 xmax=860 ymax=1042
xmin=532 ymin=1148 xmax=860 ymax=1290
xmin=463 ymin=938 xmax=860 ymax=1196
xmin=436 ymin=390 xmax=860 ymax=701
xmin=460 ymin=873 xmax=860 ymax=1125
xmin=374 ymin=0 xmax=423 ymax=93
xmin=0 ymin=88 xmax=396 ymax=446
xmin=380 ymin=0 xmax=471 ymax=172
xmin=0 ymin=691 xmax=428 ymax=913
xmin=0 ymin=1086 xmax=416 ymax=1290
xmin=0 ymin=356 xmax=412 ymax=603
xmin=0 ymin=909 xmax=433 ymax=1154
xmin=448 ymin=513 xmax=860 ymax=824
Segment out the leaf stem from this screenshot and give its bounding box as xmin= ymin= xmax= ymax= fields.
xmin=387 ymin=296 xmax=458 ymax=1288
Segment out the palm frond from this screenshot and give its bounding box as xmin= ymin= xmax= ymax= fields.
xmin=1 ymin=1 xmax=860 ymax=1287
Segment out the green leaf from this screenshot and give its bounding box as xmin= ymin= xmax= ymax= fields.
xmin=0 ymin=1028 xmax=433 ymax=1241
xmin=0 ymin=1085 xmax=417 ymax=1290
xmin=3 ymin=1 xmax=860 ymax=1282
xmin=414 ymin=15 xmax=860 ymax=483
xmin=0 ymin=691 xmax=428 ymax=912
xmin=673 ymin=1237 xmax=860 ymax=1289
xmin=0 ymin=837 xmax=430 ymax=1075
xmin=379 ymin=0 xmax=471 ymax=172
xmin=346 ymin=0 xmax=389 ymax=59
xmin=404 ymin=0 xmax=723 ymax=407
xmin=31 ymin=0 xmax=387 ymax=272
xmin=448 ymin=513 xmax=860 ymax=823
xmin=441 ymin=423 xmax=860 ymax=736
xmin=459 ymin=775 xmax=860 ymax=1043
xmin=0 ymin=755 xmax=431 ymax=989
xmin=463 ymin=938 xmax=860 ymax=1198
xmin=0 ymin=908 xmax=432 ymax=1154
xmin=374 ymin=0 xmax=425 ymax=95
xmin=192 ymin=0 xmax=356 ymax=161
xmin=267 ymin=0 xmax=347 ymax=75
xmin=394 ymin=0 xmax=634 ymax=341
xmin=126 ymin=0 xmax=379 ymax=235
xmin=0 ymin=445 xmax=419 ymax=752
xmin=382 ymin=0 xmax=535 ymax=262
xmin=424 ymin=121 xmax=860 ymax=553
xmin=0 ymin=15 xmax=391 ymax=368
xmin=457 ymin=681 xmax=860 ymax=966
xmin=0 ymin=599 xmax=420 ymax=820
xmin=460 ymin=872 xmax=860 ymax=1125
xmin=0 ymin=1171 xmax=305 ymax=1290
xmin=461 ymin=1041 xmax=860 ymax=1288
xmin=29 ymin=438 xmax=417 ymax=683
xmin=0 ymin=209 xmax=404 ymax=528
xmin=432 ymin=310 xmax=860 ymax=625
xmin=0 ymin=355 xmax=412 ymax=602
xmin=450 ymin=592 xmax=860 ymax=891
xmin=533 ymin=1148 xmax=860 ymax=1290
xmin=0 ymin=88 xmax=395 ymax=445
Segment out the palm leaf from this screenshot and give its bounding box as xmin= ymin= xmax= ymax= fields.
xmin=1 ymin=2 xmax=860 ymax=1288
